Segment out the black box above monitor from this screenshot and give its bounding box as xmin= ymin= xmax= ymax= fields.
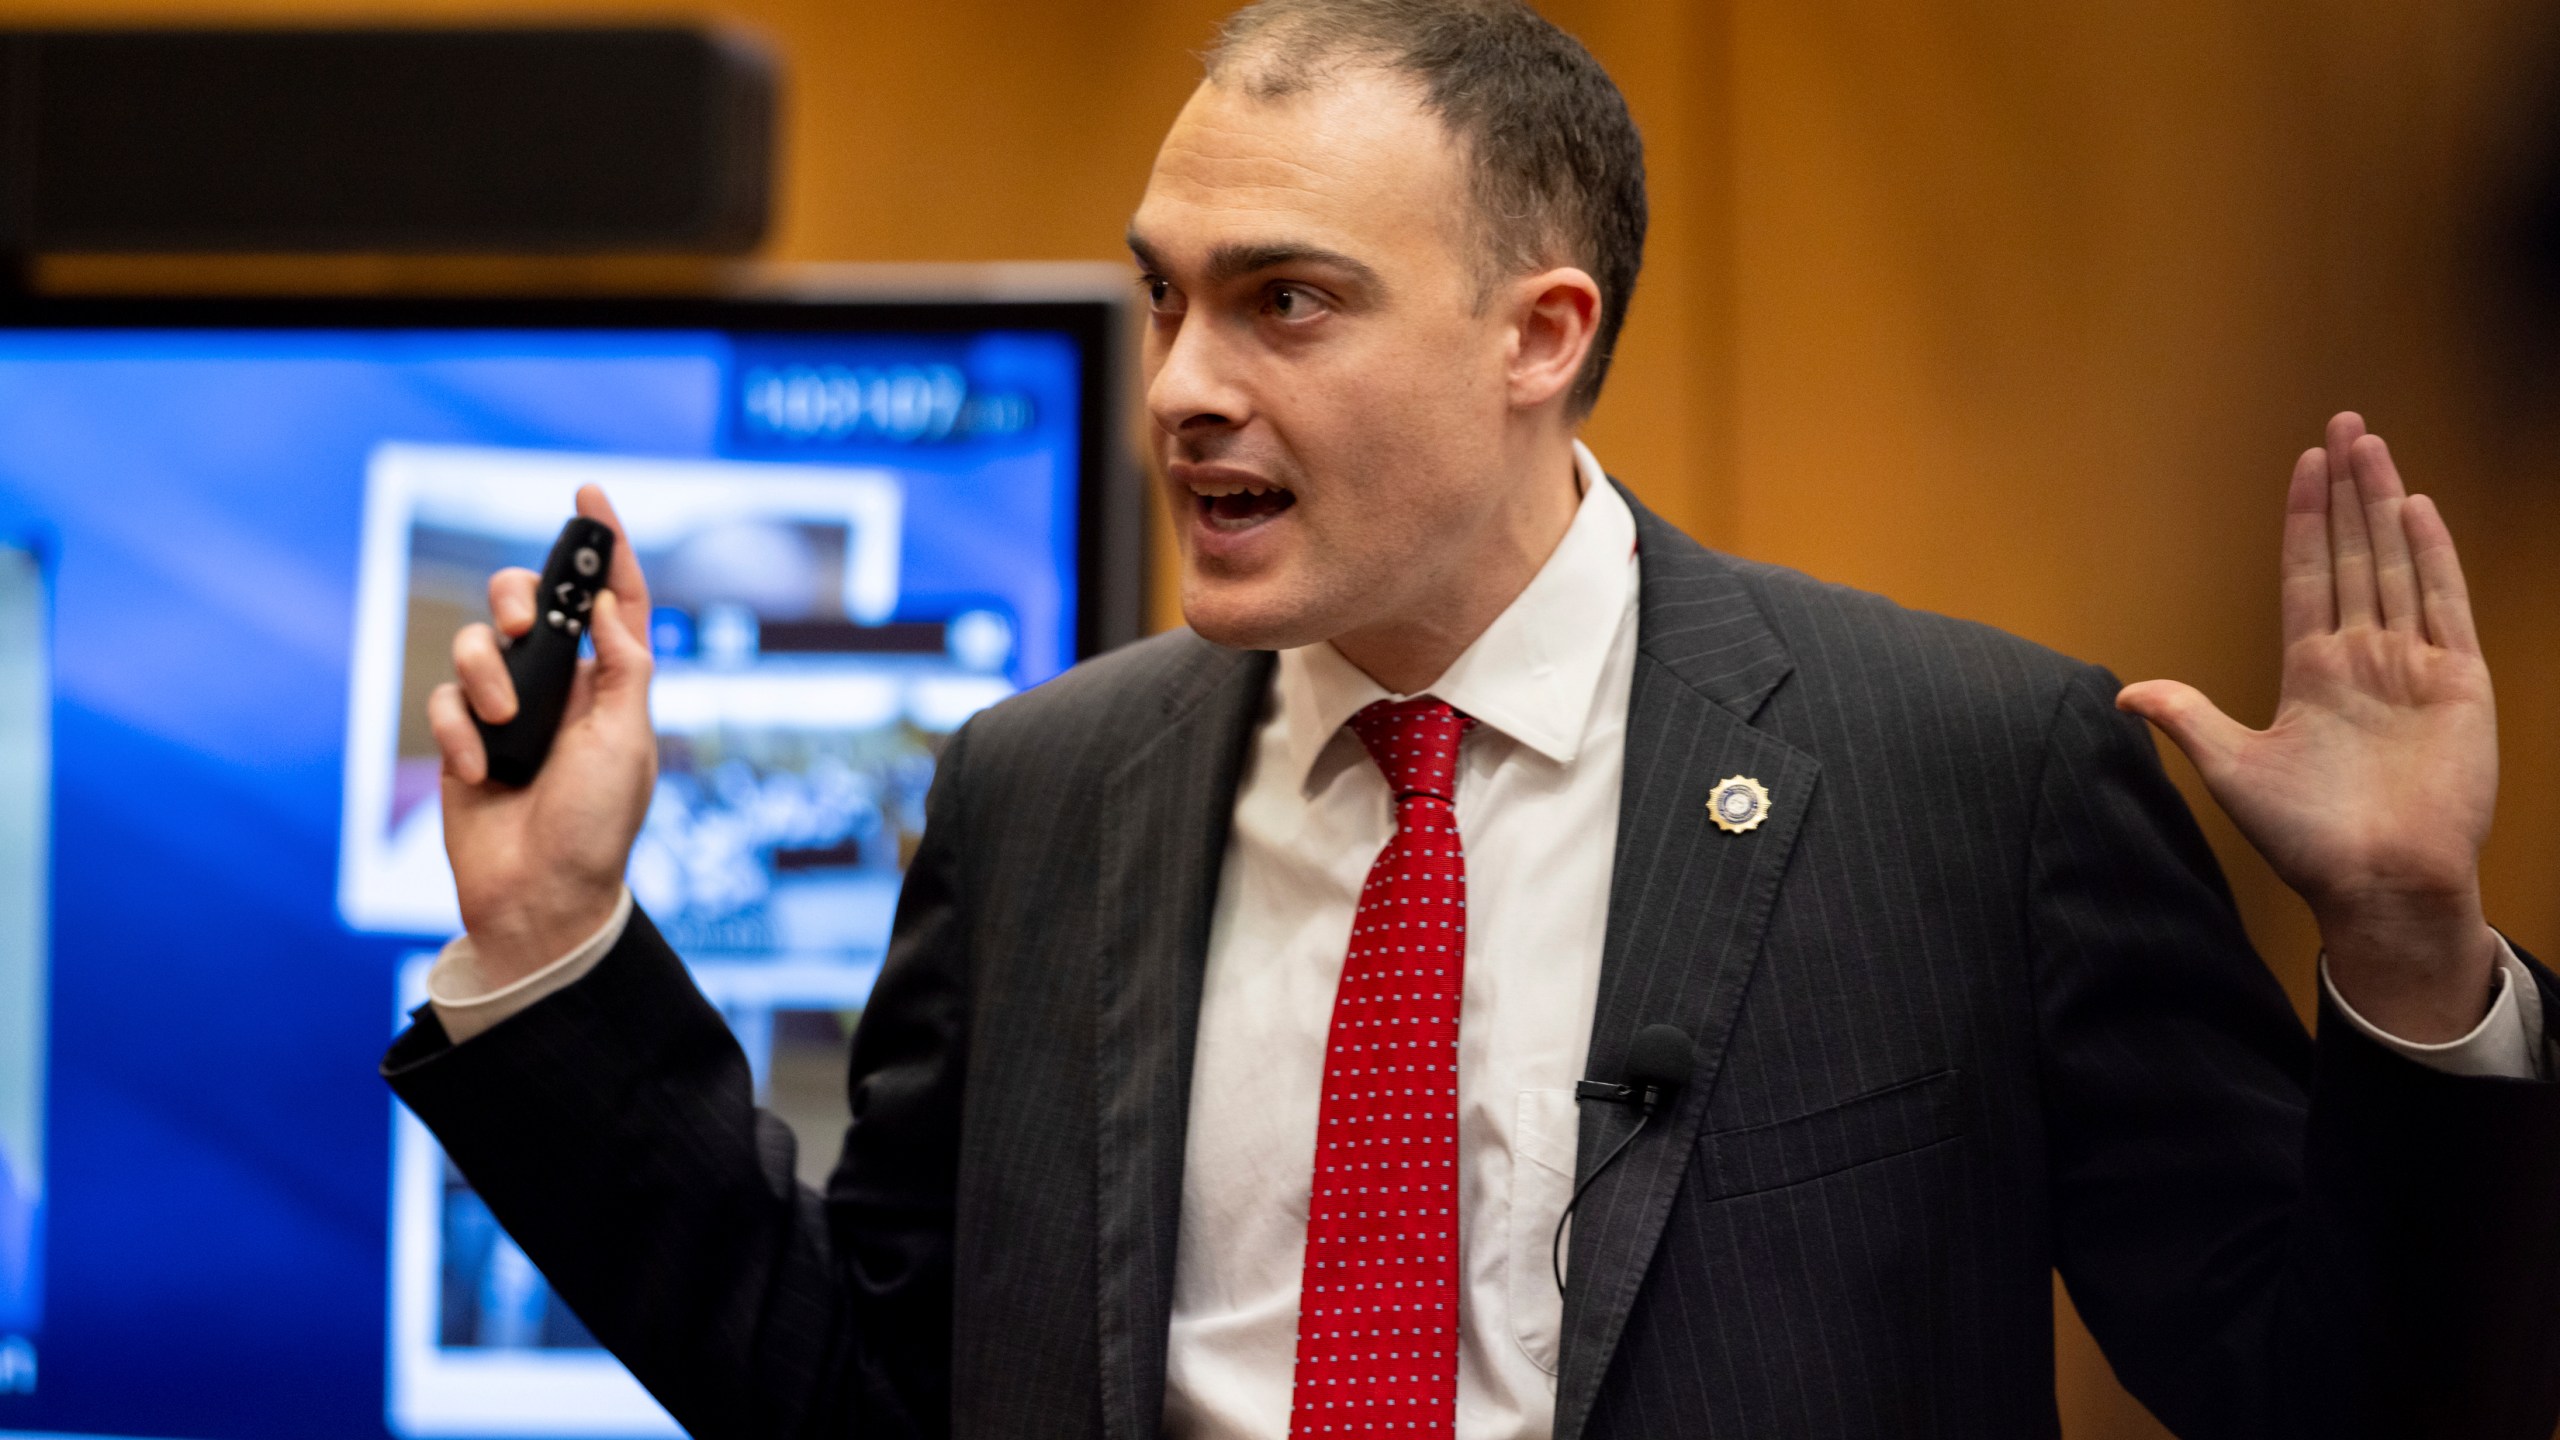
xmin=0 ymin=27 xmax=775 ymax=254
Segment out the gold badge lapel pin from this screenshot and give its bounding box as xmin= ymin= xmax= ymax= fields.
xmin=1707 ymin=775 xmax=1771 ymax=834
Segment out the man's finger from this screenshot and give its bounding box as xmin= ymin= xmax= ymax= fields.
xmin=427 ymin=682 xmax=489 ymax=786
xmin=2117 ymin=679 xmax=2252 ymax=783
xmin=2324 ymin=410 xmax=2365 ymax=484
xmin=2405 ymin=494 xmax=2482 ymax=656
xmin=574 ymin=484 xmax=652 ymax=648
xmin=453 ymin=622 xmax=517 ymax=725
xmin=488 ymin=567 xmax=540 ymax=639
xmin=2280 ymin=446 xmax=2333 ymax=646
xmin=2350 ymin=433 xmax=2420 ymax=634
xmin=2324 ymin=412 xmax=2378 ymax=629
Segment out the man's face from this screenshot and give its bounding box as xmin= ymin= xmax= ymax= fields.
xmin=1129 ymin=70 xmax=1525 ymax=653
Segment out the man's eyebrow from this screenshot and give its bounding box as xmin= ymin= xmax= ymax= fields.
xmin=1125 ymin=231 xmax=1382 ymax=290
xmin=1204 ymin=242 xmax=1380 ymax=288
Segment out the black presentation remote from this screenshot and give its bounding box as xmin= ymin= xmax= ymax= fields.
xmin=475 ymin=517 xmax=617 ymax=788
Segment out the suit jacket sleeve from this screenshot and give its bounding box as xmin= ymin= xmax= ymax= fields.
xmin=380 ymin=723 xmax=980 ymax=1440
xmin=2029 ymin=665 xmax=2560 ymax=1439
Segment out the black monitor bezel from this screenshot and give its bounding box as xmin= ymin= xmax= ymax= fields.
xmin=0 ymin=291 xmax=1144 ymax=662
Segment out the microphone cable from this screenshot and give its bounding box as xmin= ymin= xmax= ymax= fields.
xmin=1552 ymin=1023 xmax=1696 ymax=1298
xmin=1550 ymin=1105 xmax=1658 ymax=1295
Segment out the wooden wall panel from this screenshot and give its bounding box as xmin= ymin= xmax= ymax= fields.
xmin=20 ymin=0 xmax=2557 ymax=1433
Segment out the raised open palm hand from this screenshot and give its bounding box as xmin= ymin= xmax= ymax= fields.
xmin=2118 ymin=413 xmax=2499 ymax=1039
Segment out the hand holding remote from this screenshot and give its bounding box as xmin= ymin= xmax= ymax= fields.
xmin=427 ymin=484 xmax=659 ymax=989
xmin=475 ymin=516 xmax=617 ymax=787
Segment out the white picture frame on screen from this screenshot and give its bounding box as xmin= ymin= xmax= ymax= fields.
xmin=337 ymin=442 xmax=908 ymax=938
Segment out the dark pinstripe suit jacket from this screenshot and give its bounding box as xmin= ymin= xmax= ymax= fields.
xmin=387 ymin=488 xmax=2560 ymax=1440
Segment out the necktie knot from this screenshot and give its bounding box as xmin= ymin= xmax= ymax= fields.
xmin=1348 ymin=697 xmax=1473 ymax=804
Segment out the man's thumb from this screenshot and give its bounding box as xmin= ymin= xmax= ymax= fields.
xmin=589 ymin=589 xmax=655 ymax=702
xmin=2116 ymin=679 xmax=2247 ymax=776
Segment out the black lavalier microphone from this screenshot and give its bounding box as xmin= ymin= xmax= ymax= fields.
xmin=1554 ymin=1024 xmax=1697 ymax=1296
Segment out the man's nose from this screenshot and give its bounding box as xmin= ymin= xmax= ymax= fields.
xmin=1144 ymin=312 xmax=1249 ymax=438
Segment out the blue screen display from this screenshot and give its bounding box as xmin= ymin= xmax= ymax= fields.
xmin=0 ymin=322 xmax=1090 ymax=1440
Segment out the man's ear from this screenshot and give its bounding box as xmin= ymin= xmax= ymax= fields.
xmin=1505 ymin=266 xmax=1603 ymax=412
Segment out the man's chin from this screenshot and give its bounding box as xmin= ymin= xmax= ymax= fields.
xmin=1178 ymin=575 xmax=1341 ymax=654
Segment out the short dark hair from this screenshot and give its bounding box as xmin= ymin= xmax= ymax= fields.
xmin=1205 ymin=0 xmax=1647 ymax=414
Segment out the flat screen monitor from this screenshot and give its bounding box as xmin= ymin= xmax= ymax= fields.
xmin=0 ymin=285 xmax=1139 ymax=1440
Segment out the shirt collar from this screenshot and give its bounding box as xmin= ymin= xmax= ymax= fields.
xmin=1274 ymin=441 xmax=1637 ymax=793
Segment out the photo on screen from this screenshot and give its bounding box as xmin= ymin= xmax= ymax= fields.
xmin=0 ymin=540 xmax=48 ymax=1400
xmin=336 ymin=440 xmax=1025 ymax=938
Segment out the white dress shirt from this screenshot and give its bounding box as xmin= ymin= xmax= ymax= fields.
xmin=429 ymin=443 xmax=2545 ymax=1440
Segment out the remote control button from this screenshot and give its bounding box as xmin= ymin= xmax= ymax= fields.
xmin=547 ymin=609 xmax=566 ymax=628
xmin=566 ymin=617 xmax=583 ymax=636
xmin=555 ymin=581 xmax=576 ymax=603
xmin=573 ymin=547 xmax=601 ymax=577
xmin=575 ymin=591 xmax=593 ymax=613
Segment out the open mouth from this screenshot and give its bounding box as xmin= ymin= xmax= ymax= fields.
xmin=1192 ymin=482 xmax=1297 ymax=532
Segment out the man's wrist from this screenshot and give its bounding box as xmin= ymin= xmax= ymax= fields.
xmin=430 ymin=888 xmax=633 ymax=1044
xmin=2322 ymin=939 xmax=2544 ymax=1079
xmin=462 ymin=884 xmax=626 ymax=991
xmin=2316 ymin=889 xmax=2502 ymax=1045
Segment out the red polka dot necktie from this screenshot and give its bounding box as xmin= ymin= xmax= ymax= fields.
xmin=1288 ymin=697 xmax=1476 ymax=1438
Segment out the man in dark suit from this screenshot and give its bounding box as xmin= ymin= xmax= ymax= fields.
xmin=389 ymin=1 xmax=2560 ymax=1436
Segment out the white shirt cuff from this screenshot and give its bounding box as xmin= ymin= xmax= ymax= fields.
xmin=425 ymin=887 xmax=634 ymax=1045
xmin=2321 ymin=936 xmax=2546 ymax=1080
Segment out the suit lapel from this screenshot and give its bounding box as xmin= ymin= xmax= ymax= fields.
xmin=1553 ymin=491 xmax=1819 ymax=1440
xmin=1092 ymin=643 xmax=1274 ymax=1440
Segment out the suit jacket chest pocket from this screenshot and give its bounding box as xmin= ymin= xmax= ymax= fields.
xmin=1700 ymin=1069 xmax=1966 ymax=1202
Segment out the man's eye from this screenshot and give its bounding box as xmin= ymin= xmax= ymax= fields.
xmin=1142 ymin=277 xmax=1180 ymax=312
xmin=1270 ymin=285 xmax=1309 ymax=318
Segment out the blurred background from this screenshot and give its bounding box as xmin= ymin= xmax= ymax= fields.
xmin=9 ymin=0 xmax=2560 ymax=1435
